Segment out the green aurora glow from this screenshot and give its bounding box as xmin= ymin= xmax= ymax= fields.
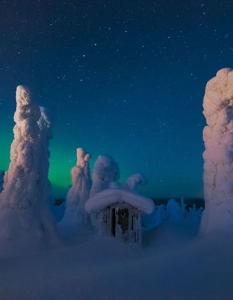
xmin=0 ymin=120 xmax=132 ymax=200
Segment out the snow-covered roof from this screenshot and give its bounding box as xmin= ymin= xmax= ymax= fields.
xmin=85 ymin=188 xmax=155 ymax=214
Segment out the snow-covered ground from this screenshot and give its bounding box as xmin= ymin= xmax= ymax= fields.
xmin=1 ymin=202 xmax=233 ymax=300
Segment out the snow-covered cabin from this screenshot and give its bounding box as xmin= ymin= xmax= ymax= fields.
xmin=85 ymin=188 xmax=155 ymax=245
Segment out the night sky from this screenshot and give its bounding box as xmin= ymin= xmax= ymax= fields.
xmin=0 ymin=0 xmax=232 ymax=199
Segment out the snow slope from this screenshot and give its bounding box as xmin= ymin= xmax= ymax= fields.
xmin=1 ymin=216 xmax=233 ymax=300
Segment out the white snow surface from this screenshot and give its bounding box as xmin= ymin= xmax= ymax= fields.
xmin=85 ymin=187 xmax=155 ymax=214
xmin=201 ymin=68 xmax=233 ymax=235
xmin=1 ymin=205 xmax=233 ymax=300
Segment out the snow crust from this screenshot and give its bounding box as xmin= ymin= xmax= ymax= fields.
xmin=201 ymin=68 xmax=233 ymax=235
xmin=85 ymin=188 xmax=155 ymax=214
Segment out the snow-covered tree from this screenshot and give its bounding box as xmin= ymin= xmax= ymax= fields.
xmin=90 ymin=154 xmax=120 ymax=197
xmin=37 ymin=107 xmax=52 ymax=203
xmin=61 ymin=148 xmax=92 ymax=225
xmin=166 ymin=199 xmax=183 ymax=221
xmin=0 ymin=86 xmax=59 ymax=252
xmin=200 ymin=68 xmax=233 ymax=235
xmin=88 ymin=154 xmax=120 ymax=229
xmin=124 ymin=173 xmax=148 ymax=191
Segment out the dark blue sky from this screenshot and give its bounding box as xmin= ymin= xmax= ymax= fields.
xmin=0 ymin=0 xmax=232 ymax=198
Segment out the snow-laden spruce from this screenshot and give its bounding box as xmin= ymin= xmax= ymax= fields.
xmin=61 ymin=148 xmax=92 ymax=225
xmin=200 ymin=68 xmax=233 ymax=235
xmin=90 ymin=154 xmax=120 ymax=197
xmin=0 ymin=86 xmax=59 ymax=253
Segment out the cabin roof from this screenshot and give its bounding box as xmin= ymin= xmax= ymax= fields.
xmin=85 ymin=188 xmax=155 ymax=214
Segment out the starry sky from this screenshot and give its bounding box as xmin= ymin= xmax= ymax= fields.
xmin=0 ymin=0 xmax=232 ymax=199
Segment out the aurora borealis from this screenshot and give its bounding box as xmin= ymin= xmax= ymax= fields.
xmin=0 ymin=0 xmax=233 ymax=198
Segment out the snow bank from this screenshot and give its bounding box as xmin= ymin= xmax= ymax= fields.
xmin=85 ymin=188 xmax=155 ymax=214
xmin=1 ymin=221 xmax=233 ymax=300
xmin=201 ymin=68 xmax=233 ymax=235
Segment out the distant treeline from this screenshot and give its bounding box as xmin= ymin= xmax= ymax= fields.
xmin=152 ymin=198 xmax=205 ymax=210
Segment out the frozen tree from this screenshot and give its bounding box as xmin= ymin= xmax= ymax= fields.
xmin=90 ymin=155 xmax=120 ymax=197
xmin=124 ymin=173 xmax=148 ymax=191
xmin=188 ymin=205 xmax=203 ymax=223
xmin=166 ymin=199 xmax=183 ymax=221
xmin=88 ymin=154 xmax=119 ymax=229
xmin=37 ymin=107 xmax=52 ymax=202
xmin=36 ymin=106 xmax=59 ymax=238
xmin=0 ymin=86 xmax=59 ymax=250
xmin=200 ymin=68 xmax=233 ymax=235
xmin=142 ymin=203 xmax=166 ymax=230
xmin=156 ymin=204 xmax=167 ymax=224
xmin=180 ymin=197 xmax=187 ymax=218
xmin=61 ymin=148 xmax=92 ymax=225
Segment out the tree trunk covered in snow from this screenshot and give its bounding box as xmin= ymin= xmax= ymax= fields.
xmin=0 ymin=86 xmax=59 ymax=247
xmin=200 ymin=68 xmax=233 ymax=235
